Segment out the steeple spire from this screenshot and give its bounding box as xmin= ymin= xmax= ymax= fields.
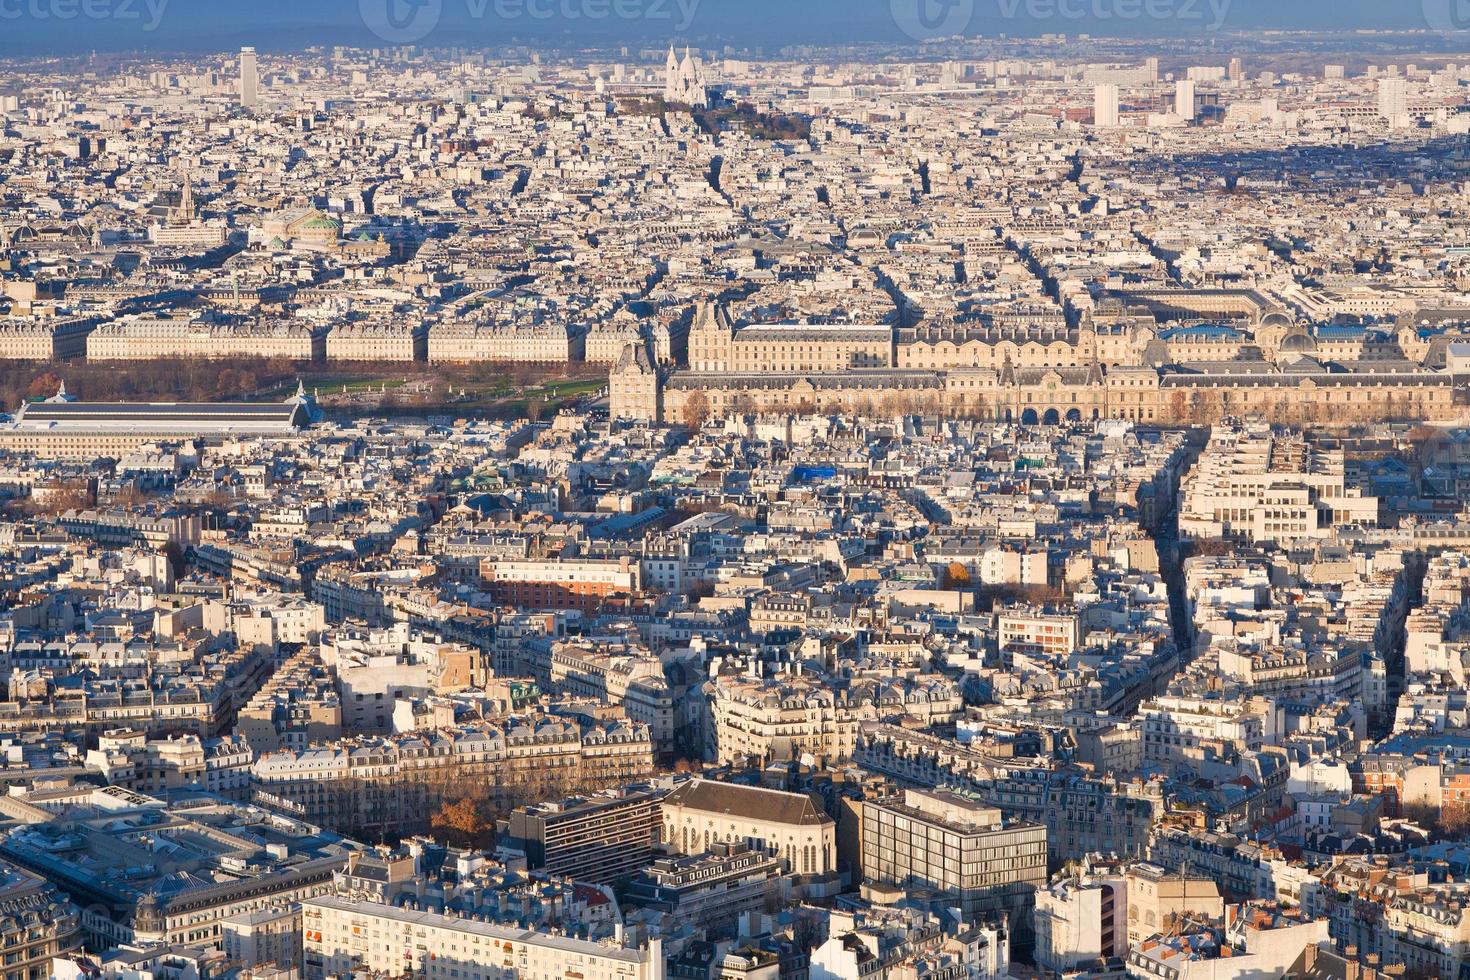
xmin=176 ymin=164 xmax=195 ymax=225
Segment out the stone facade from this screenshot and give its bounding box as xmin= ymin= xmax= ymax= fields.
xmin=610 ymin=342 xmax=662 ymax=423
xmin=88 ymin=314 xmax=322 ymax=361
xmin=324 ymin=321 xmax=427 ymax=362
xmin=428 ymin=322 xmax=584 ymax=363
xmin=613 ymin=303 xmax=1464 ymax=427
xmin=0 ymin=318 xmax=96 ymax=360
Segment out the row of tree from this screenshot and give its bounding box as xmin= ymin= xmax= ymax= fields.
xmin=676 ymin=388 xmax=1466 ymax=429
xmin=0 ymin=360 xmax=602 ymax=414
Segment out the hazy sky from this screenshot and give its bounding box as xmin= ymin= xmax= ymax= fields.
xmin=0 ymin=0 xmax=1457 ymax=57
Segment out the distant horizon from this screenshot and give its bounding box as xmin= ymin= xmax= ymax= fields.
xmin=1 ymin=0 xmax=1469 ymax=59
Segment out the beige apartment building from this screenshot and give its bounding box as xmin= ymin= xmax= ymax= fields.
xmin=302 ymin=896 xmax=665 ymax=980
xmin=997 ymin=609 xmax=1084 ymax=657
xmin=0 ymin=861 xmax=80 ymax=980
xmin=235 ymin=649 xmax=342 ymax=752
xmin=1383 ymin=886 xmax=1470 ymax=980
xmin=87 ymin=313 xmax=323 ymax=361
xmin=1124 ymin=863 xmax=1225 ymax=949
xmin=585 ymin=321 xmax=644 ymax=364
xmin=221 ymin=904 xmax=301 ymax=973
xmin=1179 ymin=423 xmax=1381 ymax=543
xmin=1138 ymin=695 xmax=1267 ymax=766
xmin=543 ymin=642 xmax=676 ymax=752
xmin=251 ymin=718 xmax=654 ymax=836
xmin=0 ymin=317 xmax=97 ymax=359
xmin=706 ymin=674 xmax=864 ymax=765
xmin=428 ymin=322 xmax=584 ymax=363
xmin=325 ymin=321 xmax=427 ymax=362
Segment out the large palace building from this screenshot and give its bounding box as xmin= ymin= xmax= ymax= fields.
xmin=612 ymin=301 xmax=1468 ymax=426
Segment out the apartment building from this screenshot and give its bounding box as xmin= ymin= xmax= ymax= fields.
xmin=481 ymin=558 xmax=642 ymax=615
xmin=0 ymin=317 xmax=96 ymax=359
xmin=1383 ymin=886 xmax=1470 ymax=980
xmin=235 ymin=649 xmax=342 ymax=753
xmin=428 ymin=322 xmax=585 ymax=363
xmin=861 ymin=789 xmax=1048 ymax=951
xmin=1125 ymin=905 xmax=1328 ymax=980
xmin=625 ymin=842 xmax=782 ymax=937
xmin=1139 ymin=695 xmax=1267 ymax=766
xmin=325 ymin=321 xmax=427 ymax=362
xmin=301 ymin=896 xmax=664 ymax=980
xmin=221 ymin=904 xmax=301 ymax=973
xmin=1124 ymin=863 xmax=1225 ymax=949
xmin=701 ymin=669 xmax=947 ymax=765
xmin=1034 ymin=874 xmax=1125 ymax=973
xmin=541 ymin=642 xmax=676 ymax=753
xmin=1179 ymin=423 xmax=1380 ymax=543
xmin=0 ymin=861 xmax=80 ymax=980
xmin=997 ymin=609 xmax=1083 ymax=657
xmin=504 ymin=786 xmax=665 ymax=885
xmin=252 ymin=719 xmax=654 ymax=837
xmin=86 ymin=313 xmax=322 ymax=361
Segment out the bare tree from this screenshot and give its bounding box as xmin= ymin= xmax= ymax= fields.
xmin=682 ymin=390 xmax=712 ymax=429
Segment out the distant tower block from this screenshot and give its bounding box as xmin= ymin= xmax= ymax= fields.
xmin=1094 ymin=84 xmax=1120 ymax=128
xmin=1175 ymin=78 xmax=1196 ymax=121
xmin=1378 ymin=76 xmax=1409 ymax=127
xmin=240 ymin=46 xmax=259 ymax=109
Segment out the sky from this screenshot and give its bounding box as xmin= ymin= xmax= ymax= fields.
xmin=0 ymin=0 xmax=1459 ymax=57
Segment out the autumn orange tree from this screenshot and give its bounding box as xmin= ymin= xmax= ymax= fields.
xmin=430 ymin=797 xmax=494 ymax=849
xmin=25 ymin=371 xmax=64 ymax=400
xmin=943 ymin=562 xmax=972 ymax=590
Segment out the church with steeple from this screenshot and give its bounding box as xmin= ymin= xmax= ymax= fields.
xmin=148 ymin=164 xmax=227 ymax=247
xmin=664 ymin=45 xmax=707 ymax=108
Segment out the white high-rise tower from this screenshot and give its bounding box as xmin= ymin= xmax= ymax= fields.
xmin=240 ymin=47 xmax=258 ymax=109
xmin=1175 ymin=79 xmax=1196 ymax=121
xmin=1094 ymin=84 xmax=1120 ymax=128
xmin=1378 ymin=76 xmax=1409 ymax=127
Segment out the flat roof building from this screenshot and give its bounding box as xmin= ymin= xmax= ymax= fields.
xmin=504 ymin=786 xmax=665 ymax=885
xmin=861 ymin=789 xmax=1047 ymax=954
